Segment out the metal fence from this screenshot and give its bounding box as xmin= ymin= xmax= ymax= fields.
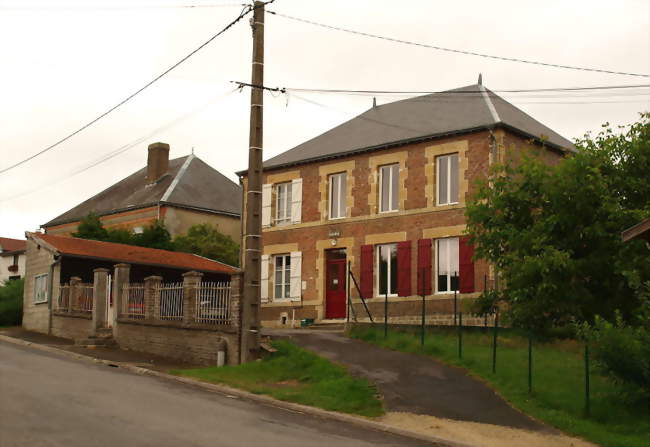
xmin=122 ymin=283 xmax=145 ymax=318
xmin=76 ymin=283 xmax=94 ymax=313
xmin=196 ymin=281 xmax=231 ymax=325
xmin=57 ymin=285 xmax=70 ymax=311
xmin=158 ymin=282 xmax=184 ymax=320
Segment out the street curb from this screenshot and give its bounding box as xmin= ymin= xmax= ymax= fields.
xmin=0 ymin=334 xmax=474 ymax=447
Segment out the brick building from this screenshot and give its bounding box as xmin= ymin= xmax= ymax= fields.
xmin=43 ymin=142 xmax=242 ymax=240
xmin=239 ymin=81 xmax=575 ymax=327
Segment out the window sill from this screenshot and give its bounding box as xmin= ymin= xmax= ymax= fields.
xmin=377 ymin=209 xmax=400 ymax=215
xmin=34 ymin=300 xmax=49 ymax=305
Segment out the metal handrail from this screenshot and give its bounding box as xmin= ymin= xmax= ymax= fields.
xmin=347 ymin=261 xmax=374 ymax=323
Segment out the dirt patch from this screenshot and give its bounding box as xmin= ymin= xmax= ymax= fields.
xmin=381 ymin=412 xmax=596 ymax=447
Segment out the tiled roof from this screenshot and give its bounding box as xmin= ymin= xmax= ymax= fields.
xmin=248 ymin=83 xmax=575 ymax=172
xmin=28 ymin=233 xmax=237 ymax=275
xmin=44 ymin=154 xmax=242 ymax=227
xmin=0 ymin=237 xmax=26 ymax=253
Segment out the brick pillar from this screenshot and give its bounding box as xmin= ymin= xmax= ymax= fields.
xmin=112 ymin=263 xmax=130 ymax=331
xmin=69 ymin=277 xmax=81 ymax=313
xmin=182 ymin=271 xmax=203 ymax=325
xmin=229 ymin=271 xmax=243 ymax=365
xmin=92 ymin=268 xmax=110 ymax=333
xmin=144 ymin=276 xmax=162 ymax=321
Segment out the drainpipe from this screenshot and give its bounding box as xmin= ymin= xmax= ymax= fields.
xmin=47 ymin=255 xmax=61 ymax=335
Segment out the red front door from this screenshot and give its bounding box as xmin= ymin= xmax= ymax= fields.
xmin=326 ymin=257 xmax=347 ymax=319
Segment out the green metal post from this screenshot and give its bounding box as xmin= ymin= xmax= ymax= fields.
xmin=384 ymin=290 xmax=388 ymax=339
xmin=492 ymin=310 xmax=499 ymax=374
xmin=585 ymin=343 xmax=590 ymax=417
xmin=528 ymin=334 xmax=533 ymax=394
xmin=420 ymin=270 xmax=425 ymax=348
xmin=458 ymin=311 xmax=463 ymax=359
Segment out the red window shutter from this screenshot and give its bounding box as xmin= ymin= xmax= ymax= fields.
xmin=360 ymin=245 xmax=374 ymax=299
xmin=459 ymin=236 xmax=475 ymax=293
xmin=397 ymin=241 xmax=412 ymax=297
xmin=417 ymin=239 xmax=432 ymax=295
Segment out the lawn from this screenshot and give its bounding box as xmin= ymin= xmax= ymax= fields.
xmin=348 ymin=325 xmax=649 ymax=447
xmin=170 ymin=339 xmax=384 ymax=417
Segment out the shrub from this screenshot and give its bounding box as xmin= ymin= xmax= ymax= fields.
xmin=0 ymin=279 xmax=24 ymax=326
xmin=580 ymin=311 xmax=650 ymax=402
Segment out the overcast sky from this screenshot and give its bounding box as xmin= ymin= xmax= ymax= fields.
xmin=1 ymin=0 xmax=648 ymax=240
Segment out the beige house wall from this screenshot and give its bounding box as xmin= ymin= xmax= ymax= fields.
xmin=22 ymin=239 xmax=60 ymax=334
xmin=162 ymin=206 xmax=240 ymax=241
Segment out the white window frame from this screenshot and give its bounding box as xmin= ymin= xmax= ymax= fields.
xmin=379 ymin=164 xmax=399 ymax=213
xmin=376 ymin=243 xmax=398 ymax=297
xmin=436 ymin=237 xmax=459 ymax=294
xmin=328 ymin=172 xmax=347 ymax=220
xmin=275 ymin=182 xmax=292 ymax=225
xmin=436 ymin=153 xmax=460 ymax=206
xmin=273 ymin=254 xmax=292 ymax=300
xmin=34 ymin=273 xmax=49 ymax=304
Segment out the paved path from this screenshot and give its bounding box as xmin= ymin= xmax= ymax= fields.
xmin=0 ymin=341 xmax=436 ymax=447
xmin=266 ymin=329 xmax=549 ymax=432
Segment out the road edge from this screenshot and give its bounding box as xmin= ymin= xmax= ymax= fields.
xmin=0 ymin=334 xmax=473 ymax=447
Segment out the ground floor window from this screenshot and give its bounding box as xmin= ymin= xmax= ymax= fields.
xmin=34 ymin=273 xmax=49 ymax=303
xmin=376 ymin=243 xmax=397 ymax=296
xmin=437 ymin=238 xmax=459 ymax=293
xmin=274 ymin=254 xmax=291 ymax=299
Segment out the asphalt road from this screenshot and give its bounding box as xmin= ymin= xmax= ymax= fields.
xmin=0 ymin=341 xmax=435 ymax=447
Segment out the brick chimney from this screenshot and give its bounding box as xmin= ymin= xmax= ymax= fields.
xmin=147 ymin=142 xmax=170 ymax=184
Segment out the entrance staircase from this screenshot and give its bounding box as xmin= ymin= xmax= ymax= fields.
xmin=75 ymin=328 xmax=117 ymax=348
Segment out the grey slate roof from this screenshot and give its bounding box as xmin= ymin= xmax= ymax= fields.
xmin=259 ymin=84 xmax=575 ymax=171
xmin=44 ymin=154 xmax=241 ymax=227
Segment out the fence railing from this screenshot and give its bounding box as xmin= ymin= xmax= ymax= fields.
xmin=196 ymin=281 xmax=231 ymax=325
xmin=75 ymin=283 xmax=94 ymax=313
xmin=57 ymin=285 xmax=70 ymax=311
xmin=158 ymin=282 xmax=184 ymax=320
xmin=122 ymin=283 xmax=145 ymax=318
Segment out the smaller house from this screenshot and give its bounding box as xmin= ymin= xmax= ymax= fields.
xmin=43 ymin=142 xmax=242 ymax=240
xmin=22 ymin=232 xmax=243 ymax=365
xmin=0 ymin=237 xmax=26 ymax=283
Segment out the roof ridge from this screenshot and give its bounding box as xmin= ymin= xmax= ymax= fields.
xmin=478 ymin=84 xmax=500 ymax=123
xmin=160 ymin=154 xmax=194 ymax=202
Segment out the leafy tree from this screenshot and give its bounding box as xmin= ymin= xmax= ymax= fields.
xmin=72 ymin=212 xmax=108 ymax=241
xmin=173 ymin=223 xmax=240 ymax=267
xmin=466 ymin=114 xmax=650 ymax=333
xmin=132 ymin=220 xmax=174 ymax=251
xmin=0 ymin=278 xmax=24 ymax=326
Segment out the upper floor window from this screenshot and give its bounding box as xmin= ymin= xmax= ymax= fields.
xmin=376 ymin=243 xmax=398 ymax=296
xmin=275 ymin=182 xmax=292 ymax=225
xmin=437 ymin=237 xmax=459 ymax=293
xmin=274 ymin=254 xmax=291 ymax=299
xmin=379 ymin=164 xmax=399 ymax=213
xmin=437 ymin=153 xmax=459 ymax=205
xmin=329 ymin=172 xmax=347 ymax=219
xmin=34 ymin=273 xmax=48 ymax=303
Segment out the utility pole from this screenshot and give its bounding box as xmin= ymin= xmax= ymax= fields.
xmin=240 ymin=1 xmax=265 ymax=363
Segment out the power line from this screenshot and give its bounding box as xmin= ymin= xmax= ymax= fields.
xmin=0 ymin=2 xmax=258 ymax=176
xmin=267 ymin=10 xmax=650 ymax=79
xmin=233 ymin=81 xmax=650 ymax=97
xmin=0 ymin=87 xmax=238 ymax=203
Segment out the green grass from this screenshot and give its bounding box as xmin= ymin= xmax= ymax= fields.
xmin=171 ymin=339 xmax=384 ymax=417
xmin=349 ymin=325 xmax=649 ymax=447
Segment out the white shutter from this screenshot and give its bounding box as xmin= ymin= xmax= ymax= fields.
xmin=262 ymin=184 xmax=272 ymax=227
xmin=291 ymin=178 xmax=302 ymax=224
xmin=260 ymin=254 xmax=269 ymax=303
xmin=289 ymin=251 xmax=302 ymax=301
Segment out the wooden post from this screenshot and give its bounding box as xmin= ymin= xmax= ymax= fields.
xmin=241 ymin=1 xmax=265 ymax=363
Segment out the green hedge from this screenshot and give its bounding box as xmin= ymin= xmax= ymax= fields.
xmin=0 ymin=279 xmax=24 ymax=327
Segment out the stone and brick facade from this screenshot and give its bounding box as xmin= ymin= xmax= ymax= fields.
xmin=240 ymin=83 xmax=571 ymax=328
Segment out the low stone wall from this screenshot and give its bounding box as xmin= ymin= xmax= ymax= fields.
xmin=115 ymin=320 xmax=238 ymax=366
xmin=51 ymin=313 xmax=93 ymax=340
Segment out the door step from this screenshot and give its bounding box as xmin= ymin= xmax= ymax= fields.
xmin=75 ymin=329 xmax=117 ymax=347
